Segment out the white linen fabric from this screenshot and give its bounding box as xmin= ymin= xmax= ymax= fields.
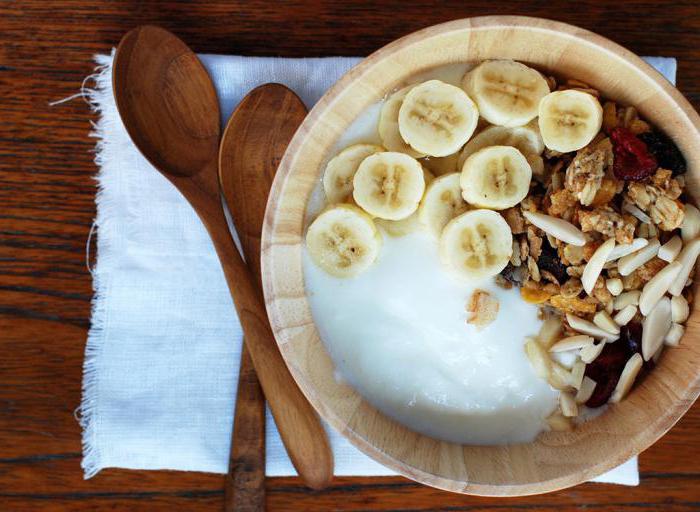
xmin=81 ymin=50 xmax=676 ymax=484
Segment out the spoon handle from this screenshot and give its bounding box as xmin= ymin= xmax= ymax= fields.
xmin=201 ymin=195 xmax=334 ymax=490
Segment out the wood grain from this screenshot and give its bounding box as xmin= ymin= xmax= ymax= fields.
xmin=1 ymin=0 xmax=700 ymax=510
xmin=263 ymin=16 xmax=700 ymax=496
xmin=219 ymin=84 xmax=310 ymax=510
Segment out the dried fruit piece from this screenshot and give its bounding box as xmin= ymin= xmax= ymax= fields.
xmin=610 ymin=127 xmax=658 ymax=181
xmin=637 ymin=131 xmax=686 ymax=176
xmin=584 ymin=340 xmax=629 ymax=407
xmin=538 ymin=238 xmax=569 ymax=283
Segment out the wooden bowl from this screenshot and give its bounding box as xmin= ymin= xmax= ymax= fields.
xmin=261 ymin=16 xmax=700 ymax=495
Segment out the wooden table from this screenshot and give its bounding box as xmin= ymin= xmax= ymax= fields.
xmin=1 ymin=1 xmax=699 ymax=510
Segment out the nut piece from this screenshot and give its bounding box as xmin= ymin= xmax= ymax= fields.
xmin=582 ymin=238 xmax=616 ymax=295
xmin=575 ymin=376 xmax=597 ymax=403
xmin=466 ymin=290 xmax=500 ymax=330
xmin=681 ymin=203 xmax=700 ymax=242
xmin=606 ymin=238 xmax=648 ymax=262
xmin=560 ymin=391 xmax=579 ymax=417
xmin=593 ymin=310 xmax=620 ymax=335
xmin=538 ymin=316 xmax=563 ymax=348
xmin=525 ymin=337 xmax=550 ymax=378
xmin=606 ymin=278 xmax=623 ymax=296
xmin=638 ymin=261 xmax=682 ymax=315
xmin=567 ymin=313 xmax=619 ymax=340
xmin=658 ymin=235 xmax=682 ymax=262
xmin=642 ymin=297 xmax=672 ymax=361
xmin=549 ymin=335 xmax=594 ymax=352
xmin=669 ymin=238 xmax=700 ymax=296
xmin=547 ymin=411 xmax=573 ymax=431
xmin=613 ymin=304 xmax=638 ymax=326
xmin=523 ymin=211 xmax=586 ymax=246
xmin=609 ymin=353 xmax=643 ymax=403
xmin=580 ymin=341 xmax=605 ymax=363
xmin=570 ymin=361 xmax=586 ymax=390
xmin=618 ymin=238 xmax=661 ymax=276
xmin=671 ymin=295 xmax=690 ymax=323
xmin=664 ymin=323 xmax=685 ymax=346
xmin=613 ymin=290 xmax=641 ymax=310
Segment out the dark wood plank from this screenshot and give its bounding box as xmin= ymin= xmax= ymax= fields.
xmin=1 ymin=0 xmax=699 ymax=510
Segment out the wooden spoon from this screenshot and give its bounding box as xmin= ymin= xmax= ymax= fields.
xmin=113 ymin=25 xmax=333 ymax=490
xmin=219 ymin=85 xmax=309 ymax=510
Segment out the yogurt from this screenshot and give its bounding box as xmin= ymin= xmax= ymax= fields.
xmin=303 ymin=64 xmax=559 ymax=445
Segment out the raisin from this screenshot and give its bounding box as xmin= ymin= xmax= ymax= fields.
xmin=537 ymin=238 xmax=568 ymax=283
xmin=611 ymin=127 xmax=658 ymax=181
xmin=638 ymin=131 xmax=687 ymax=176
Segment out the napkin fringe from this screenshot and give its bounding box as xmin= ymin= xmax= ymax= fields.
xmin=80 ymin=52 xmax=117 ymax=479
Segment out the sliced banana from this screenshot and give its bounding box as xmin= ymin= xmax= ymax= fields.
xmin=352 ymin=152 xmax=425 ymax=220
xmin=378 ymin=85 xmax=424 ymax=158
xmin=439 ymin=209 xmax=513 ymax=280
xmin=458 ymin=121 xmax=544 ymax=169
xmin=538 ymin=90 xmax=603 ymax=152
xmin=398 ymin=80 xmax=479 ymax=157
xmin=323 ymin=143 xmax=385 ymax=203
xmin=462 ymin=60 xmax=550 ymax=127
xmin=418 ymin=173 xmax=470 ymax=236
xmin=306 ymin=204 xmax=382 ymax=278
xmin=460 ymin=146 xmax=532 ymax=210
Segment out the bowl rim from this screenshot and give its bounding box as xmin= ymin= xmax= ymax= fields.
xmin=262 ymin=15 xmax=700 ymax=495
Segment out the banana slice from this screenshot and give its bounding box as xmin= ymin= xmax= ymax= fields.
xmin=462 ymin=60 xmax=550 ymax=127
xmin=419 ymin=173 xmax=470 ymax=236
xmin=306 ymin=204 xmax=382 ymax=278
xmin=458 ymin=120 xmax=544 ymax=169
xmin=460 ymin=146 xmax=532 ymax=210
xmin=538 ymin=90 xmax=603 ymax=152
xmin=352 ymin=152 xmax=425 ymax=220
xmin=323 ymin=143 xmax=385 ymax=203
xmin=398 ymin=80 xmax=479 ymax=157
xmin=378 ymin=85 xmax=424 ymax=158
xmin=439 ymin=209 xmax=513 ymax=279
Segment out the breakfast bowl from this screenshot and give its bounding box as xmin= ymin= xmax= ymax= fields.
xmin=261 ymin=15 xmax=700 ymax=495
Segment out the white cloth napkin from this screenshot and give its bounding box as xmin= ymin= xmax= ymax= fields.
xmin=81 ymin=51 xmax=675 ymax=484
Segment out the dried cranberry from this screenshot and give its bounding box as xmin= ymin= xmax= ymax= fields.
xmin=638 ymin=131 xmax=687 ymax=176
xmin=584 ymin=340 xmax=629 ymax=407
xmin=611 ymin=127 xmax=658 ymax=181
xmin=537 ymin=238 xmax=568 ymax=284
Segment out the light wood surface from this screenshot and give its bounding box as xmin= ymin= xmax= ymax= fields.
xmin=219 ymin=84 xmax=310 ymax=511
xmin=3 ymin=1 xmax=700 ymax=510
xmin=112 ymin=25 xmax=333 ymax=491
xmin=262 ymin=15 xmax=700 ymax=496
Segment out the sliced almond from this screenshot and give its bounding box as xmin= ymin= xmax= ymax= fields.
xmin=609 ymin=353 xmax=643 ymax=403
xmin=560 ymin=391 xmax=578 ymax=417
xmin=523 ymin=211 xmax=586 ymax=246
xmin=548 ymin=361 xmax=573 ymax=390
xmin=642 ymin=296 xmax=672 ymax=361
xmin=575 ymin=376 xmax=597 ymax=403
xmin=606 ymin=277 xmax=623 ymax=296
xmin=593 ymin=310 xmax=620 ymax=335
xmin=669 ymin=238 xmax=700 ymax=296
xmin=639 ymin=261 xmax=682 ymax=315
xmin=664 ymin=322 xmax=684 ymax=347
xmin=570 ymin=361 xmax=585 ymax=390
xmin=623 ymin=199 xmax=651 ymax=224
xmin=538 ymin=316 xmax=563 ymax=349
xmin=606 ymin=238 xmax=648 ymax=262
xmin=582 ymin=238 xmax=616 ymax=295
xmin=652 ymin=343 xmax=665 ymax=364
xmin=671 ymin=295 xmax=689 ymax=323
xmin=549 ymin=335 xmax=594 ymax=352
xmin=613 ymin=290 xmax=641 ymax=310
xmin=547 ymin=411 xmax=573 ymax=431
xmin=605 ymin=300 xmax=614 ymax=315
xmin=681 ymin=203 xmax=700 ymax=242
xmin=567 ymin=313 xmax=619 ymax=341
xmin=524 ymin=337 xmax=550 ymax=378
xmin=658 ymin=235 xmax=682 ymax=262
xmin=580 ymin=341 xmax=605 ymax=363
xmin=613 ymin=304 xmax=638 ymax=326
xmin=618 ymin=238 xmax=660 ymax=276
